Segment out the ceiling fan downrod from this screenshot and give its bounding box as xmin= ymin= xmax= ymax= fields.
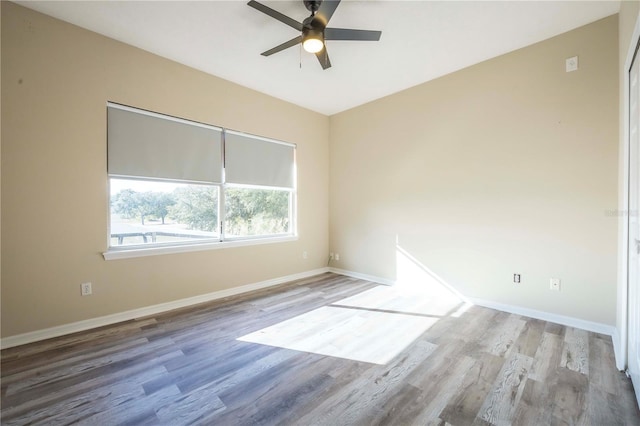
xmin=303 ymin=0 xmax=322 ymax=15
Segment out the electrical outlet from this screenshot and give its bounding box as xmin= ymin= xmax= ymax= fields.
xmin=81 ymin=282 xmax=92 ymax=296
xmin=302 ymin=251 xmax=308 ymax=259
xmin=550 ymin=278 xmax=561 ymax=291
xmin=335 ymin=253 xmax=340 ymax=261
xmin=513 ymin=274 xmax=521 ymax=283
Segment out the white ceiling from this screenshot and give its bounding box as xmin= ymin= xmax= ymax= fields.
xmin=16 ymin=0 xmax=620 ymax=115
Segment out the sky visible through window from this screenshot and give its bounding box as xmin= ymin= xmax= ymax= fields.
xmin=110 ymin=179 xmax=181 ymax=196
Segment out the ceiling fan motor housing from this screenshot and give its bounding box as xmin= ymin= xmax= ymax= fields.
xmin=303 ymin=15 xmax=324 ymax=31
xmin=303 ymin=26 xmax=324 ymax=39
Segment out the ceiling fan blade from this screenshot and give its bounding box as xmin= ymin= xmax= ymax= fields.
xmin=325 ymin=28 xmax=382 ymax=41
xmin=313 ymin=0 xmax=341 ymax=27
xmin=247 ymin=0 xmax=303 ymax=32
xmin=261 ymin=36 xmax=303 ymax=56
xmin=315 ymin=47 xmax=332 ymax=70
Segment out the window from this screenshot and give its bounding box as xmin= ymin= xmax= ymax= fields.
xmin=106 ymin=103 xmax=296 ymax=257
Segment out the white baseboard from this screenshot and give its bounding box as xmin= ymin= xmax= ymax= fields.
xmin=328 ymin=267 xmax=617 ymax=338
xmin=328 ymin=267 xmax=395 ymax=286
xmin=0 ymin=267 xmax=330 ymax=350
xmin=469 ymin=297 xmax=616 ymax=337
xmin=1 ymin=266 xmax=621 ymax=360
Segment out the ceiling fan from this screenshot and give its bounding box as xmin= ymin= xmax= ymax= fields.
xmin=247 ymin=0 xmax=382 ymax=70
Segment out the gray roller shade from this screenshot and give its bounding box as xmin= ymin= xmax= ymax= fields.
xmin=107 ymin=104 xmax=222 ymax=183
xmin=225 ymin=131 xmax=295 ymax=189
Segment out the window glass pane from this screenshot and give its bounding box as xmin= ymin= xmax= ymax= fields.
xmin=110 ymin=178 xmax=219 ymax=247
xmin=224 ymin=187 xmax=291 ymax=238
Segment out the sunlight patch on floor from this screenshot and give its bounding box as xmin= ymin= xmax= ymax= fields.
xmin=450 ymin=301 xmax=475 ymax=318
xmin=238 ymin=306 xmax=438 ymax=365
xmin=334 ymin=284 xmax=462 ymax=318
xmin=238 ymin=243 xmax=469 ymax=364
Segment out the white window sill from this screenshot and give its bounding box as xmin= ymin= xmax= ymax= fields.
xmin=103 ymin=235 xmax=298 ymax=260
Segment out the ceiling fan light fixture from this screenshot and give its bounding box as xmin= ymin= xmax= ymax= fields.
xmin=302 ymin=28 xmax=324 ymax=53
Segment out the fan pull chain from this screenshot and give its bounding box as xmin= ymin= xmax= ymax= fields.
xmin=299 ymin=42 xmax=302 ymax=69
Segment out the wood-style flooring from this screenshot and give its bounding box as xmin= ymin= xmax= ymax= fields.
xmin=1 ymin=273 xmax=639 ymax=425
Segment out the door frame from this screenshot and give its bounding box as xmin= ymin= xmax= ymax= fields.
xmin=619 ymin=9 xmax=640 ymax=373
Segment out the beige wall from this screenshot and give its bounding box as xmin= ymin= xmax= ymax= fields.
xmin=330 ymin=16 xmax=619 ymax=325
xmin=0 ymin=2 xmax=623 ymax=339
xmin=1 ymin=2 xmax=329 ymax=338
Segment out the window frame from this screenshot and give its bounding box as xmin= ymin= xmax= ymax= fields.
xmin=103 ymin=103 xmax=297 ymax=260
